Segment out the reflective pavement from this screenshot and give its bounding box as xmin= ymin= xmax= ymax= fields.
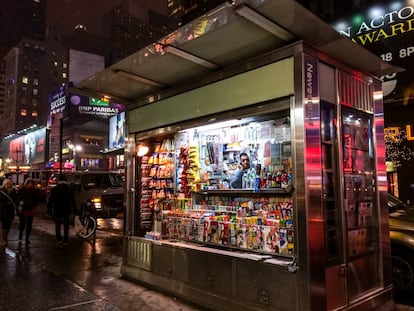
xmin=1 ymin=216 xmax=412 ymax=311
xmin=0 ymin=217 xmax=202 ymax=311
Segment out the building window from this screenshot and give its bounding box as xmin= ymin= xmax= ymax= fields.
xmin=32 ymin=111 xmax=38 ymax=117
xmin=54 ymin=61 xmax=58 ymax=67
xmin=33 ymin=78 xmax=39 ymax=86
xmin=21 ymin=98 xmax=27 ymax=105
xmin=22 ymin=86 xmax=27 ymax=92
xmin=63 ymin=63 xmax=67 ymax=68
xmin=22 ymin=76 xmax=29 ymax=84
xmin=20 ymin=109 xmax=27 ymax=116
xmin=32 ymin=99 xmax=38 ymax=106
xmin=33 ymin=88 xmax=38 ymax=95
xmin=62 ymin=72 xmax=67 ymax=79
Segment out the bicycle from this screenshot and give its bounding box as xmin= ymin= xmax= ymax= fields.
xmin=75 ymin=204 xmax=97 ymax=239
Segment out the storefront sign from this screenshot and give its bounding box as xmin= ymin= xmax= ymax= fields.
xmin=304 ymin=55 xmax=319 ymax=126
xmin=69 ymin=93 xmax=125 ymax=119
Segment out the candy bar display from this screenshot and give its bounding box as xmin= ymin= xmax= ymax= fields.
xmin=138 ymin=138 xmax=175 ymax=231
xmin=139 ymin=155 xmax=153 ymax=230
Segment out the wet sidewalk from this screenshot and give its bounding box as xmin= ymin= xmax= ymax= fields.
xmin=1 ymin=216 xmax=413 ymax=311
xmin=1 ymin=217 xmax=202 ymax=311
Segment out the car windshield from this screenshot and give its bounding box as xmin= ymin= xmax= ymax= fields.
xmin=82 ymin=174 xmax=124 ymax=190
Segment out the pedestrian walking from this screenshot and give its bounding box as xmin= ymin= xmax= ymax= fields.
xmin=17 ymin=178 xmax=40 ymax=245
xmin=0 ymin=179 xmax=17 ymax=247
xmin=47 ymin=174 xmax=76 ymax=248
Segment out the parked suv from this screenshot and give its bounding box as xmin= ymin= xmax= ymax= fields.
xmin=48 ymin=171 xmax=124 ymax=218
xmin=388 ymin=193 xmax=414 ymax=291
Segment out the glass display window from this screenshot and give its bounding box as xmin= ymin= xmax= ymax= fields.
xmin=341 ymin=107 xmax=378 ymax=258
xmin=135 ymin=109 xmax=295 ymax=256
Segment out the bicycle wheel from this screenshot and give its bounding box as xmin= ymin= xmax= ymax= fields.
xmin=77 ymin=215 xmax=97 ymax=239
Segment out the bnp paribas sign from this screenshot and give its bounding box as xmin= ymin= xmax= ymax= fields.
xmin=332 ymin=1 xmax=414 ymax=104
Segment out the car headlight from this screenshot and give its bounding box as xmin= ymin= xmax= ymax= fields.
xmin=90 ymin=197 xmax=102 ymax=210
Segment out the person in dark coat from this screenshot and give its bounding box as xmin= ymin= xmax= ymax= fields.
xmin=17 ymin=178 xmax=40 ymax=245
xmin=0 ymin=179 xmax=18 ymax=247
xmin=47 ymin=174 xmax=76 ymax=248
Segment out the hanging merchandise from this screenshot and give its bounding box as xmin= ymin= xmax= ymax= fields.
xmin=178 ymin=146 xmax=191 ymax=196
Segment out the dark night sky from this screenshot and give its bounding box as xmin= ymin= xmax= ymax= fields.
xmin=45 ymin=0 xmax=168 ymax=37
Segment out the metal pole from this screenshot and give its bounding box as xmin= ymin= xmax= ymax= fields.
xmin=15 ymin=148 xmax=22 ymax=185
xmin=59 ymin=117 xmax=63 ymax=175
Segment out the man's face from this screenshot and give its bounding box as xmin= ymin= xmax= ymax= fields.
xmin=240 ymin=155 xmax=250 ymax=170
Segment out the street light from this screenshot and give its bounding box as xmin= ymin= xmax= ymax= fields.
xmin=5 ymin=158 xmax=11 ymax=174
xmin=67 ymin=143 xmax=82 ymax=171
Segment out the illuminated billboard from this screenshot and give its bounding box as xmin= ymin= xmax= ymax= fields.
xmin=68 ymin=93 xmax=125 ymax=119
xmin=332 ymin=1 xmax=414 ymax=104
xmin=109 ymin=112 xmax=126 ymax=149
xmin=49 ymin=85 xmax=67 ymax=115
xmin=9 ymin=128 xmax=46 ymax=165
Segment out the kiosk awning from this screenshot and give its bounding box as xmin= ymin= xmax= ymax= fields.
xmin=73 ymin=0 xmax=400 ymax=107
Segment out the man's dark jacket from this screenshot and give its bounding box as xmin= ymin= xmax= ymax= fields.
xmin=47 ymin=182 xmax=76 ymax=218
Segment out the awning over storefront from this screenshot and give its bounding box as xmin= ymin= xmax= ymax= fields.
xmin=73 ymin=0 xmax=400 ymax=107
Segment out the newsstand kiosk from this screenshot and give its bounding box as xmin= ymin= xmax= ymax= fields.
xmin=107 ymin=2 xmax=395 ymax=311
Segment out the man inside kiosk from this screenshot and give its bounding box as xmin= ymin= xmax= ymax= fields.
xmin=229 ymin=152 xmax=251 ymax=188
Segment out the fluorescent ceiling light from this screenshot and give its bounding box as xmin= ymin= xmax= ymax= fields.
xmin=163 ymin=45 xmax=219 ymax=70
xmin=234 ymin=4 xmax=295 ymax=41
xmin=114 ymin=70 xmax=166 ymax=88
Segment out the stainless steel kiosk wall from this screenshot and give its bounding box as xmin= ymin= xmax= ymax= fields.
xmin=121 ymin=43 xmax=393 ymax=311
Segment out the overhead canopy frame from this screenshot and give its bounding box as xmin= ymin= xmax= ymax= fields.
xmin=73 ymin=0 xmax=401 ymax=107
